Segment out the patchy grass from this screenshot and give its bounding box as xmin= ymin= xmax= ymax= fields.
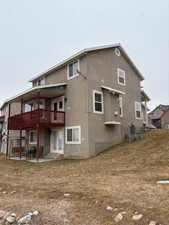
xmin=0 ymin=130 xmax=169 ymax=224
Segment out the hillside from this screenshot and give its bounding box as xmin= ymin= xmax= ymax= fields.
xmin=0 ymin=130 xmax=169 ymax=225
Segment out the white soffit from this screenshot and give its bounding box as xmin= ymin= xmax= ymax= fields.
xmin=104 ymin=121 xmax=121 ymax=125
xmin=101 ymin=85 xmax=125 ymax=95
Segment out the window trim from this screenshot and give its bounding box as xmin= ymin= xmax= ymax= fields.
xmin=65 ymin=126 xmax=81 ymax=144
xmin=93 ymin=90 xmax=104 ymax=114
xmin=119 ymin=96 xmax=123 ymax=117
xmin=135 ymin=101 xmax=142 ymax=120
xmin=117 ymin=68 xmax=126 ymax=86
xmin=67 ymin=60 xmax=80 ymax=80
xmin=29 ymin=130 xmax=37 ymax=144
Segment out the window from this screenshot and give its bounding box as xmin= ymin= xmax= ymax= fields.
xmin=36 ymin=78 xmax=45 ymax=86
xmin=135 ymin=102 xmax=142 ymax=119
xmin=29 ymin=131 xmax=37 ymax=144
xmin=119 ymin=96 xmax=123 ymax=117
xmin=117 ymin=68 xmax=126 ymax=85
xmin=93 ymin=90 xmax=104 ymax=114
xmin=66 ymin=126 xmax=81 ymax=144
xmin=67 ymin=60 xmax=79 ymax=80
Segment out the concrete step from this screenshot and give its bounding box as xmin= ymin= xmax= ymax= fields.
xmin=44 ymin=153 xmax=64 ymax=160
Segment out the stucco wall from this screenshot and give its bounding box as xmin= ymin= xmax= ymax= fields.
xmin=85 ymin=48 xmax=143 ymax=155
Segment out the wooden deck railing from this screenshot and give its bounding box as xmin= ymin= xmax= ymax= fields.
xmin=8 ymin=109 xmax=65 ymax=130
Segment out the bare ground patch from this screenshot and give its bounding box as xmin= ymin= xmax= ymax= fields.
xmin=0 ymin=130 xmax=169 ymax=224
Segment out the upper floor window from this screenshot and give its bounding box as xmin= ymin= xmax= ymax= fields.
xmin=135 ymin=102 xmax=142 ymax=119
xmin=93 ymin=90 xmax=104 ymax=114
xmin=67 ymin=60 xmax=79 ymax=80
xmin=36 ymin=78 xmax=45 ymax=86
xmin=119 ymin=96 xmax=123 ymax=117
xmin=117 ymin=68 xmax=126 ymax=86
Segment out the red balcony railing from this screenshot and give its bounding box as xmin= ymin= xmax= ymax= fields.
xmin=8 ymin=109 xmax=65 ymax=130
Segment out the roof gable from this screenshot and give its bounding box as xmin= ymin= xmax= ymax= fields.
xmin=29 ymin=43 xmax=144 ymax=82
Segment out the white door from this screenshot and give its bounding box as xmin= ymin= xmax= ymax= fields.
xmin=52 ymin=96 xmax=64 ymax=112
xmin=51 ymin=97 xmax=64 ymax=122
xmin=51 ymin=129 xmax=64 ymax=154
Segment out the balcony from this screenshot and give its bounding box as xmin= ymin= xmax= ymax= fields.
xmin=8 ymin=109 xmax=65 ymax=130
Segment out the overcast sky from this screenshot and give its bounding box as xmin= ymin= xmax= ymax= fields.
xmin=0 ymin=0 xmax=169 ymax=110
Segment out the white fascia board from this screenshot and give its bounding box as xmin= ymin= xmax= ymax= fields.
xmin=0 ymin=83 xmax=67 ymax=109
xmin=104 ymin=121 xmax=121 ymax=125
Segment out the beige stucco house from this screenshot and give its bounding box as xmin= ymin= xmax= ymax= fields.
xmin=0 ymin=44 xmax=150 ymax=159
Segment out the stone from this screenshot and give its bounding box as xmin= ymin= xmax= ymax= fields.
xmin=114 ymin=213 xmax=123 ymax=223
xmin=32 ymin=210 xmax=39 ymax=216
xmin=0 ymin=210 xmax=7 ymax=219
xmin=18 ymin=215 xmax=32 ymax=224
xmin=64 ymin=193 xmax=70 ymax=197
xmin=132 ymin=214 xmax=143 ymax=221
xmin=6 ymin=213 xmax=16 ymax=223
xmin=106 ymin=206 xmax=113 ymax=211
xmin=149 ymin=221 xmax=157 ymax=225
xmin=121 ymin=211 xmax=127 ymax=215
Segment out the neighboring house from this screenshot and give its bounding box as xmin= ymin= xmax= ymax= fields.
xmin=0 ymin=43 xmax=150 ymax=160
xmin=149 ymin=105 xmax=169 ymax=129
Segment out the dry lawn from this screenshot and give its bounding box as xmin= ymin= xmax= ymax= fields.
xmin=0 ymin=130 xmax=169 ymax=225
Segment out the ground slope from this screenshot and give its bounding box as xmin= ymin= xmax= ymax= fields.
xmin=0 ymin=130 xmax=169 ymax=224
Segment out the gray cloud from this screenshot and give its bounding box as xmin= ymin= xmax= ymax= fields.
xmin=0 ymin=0 xmax=169 ymax=110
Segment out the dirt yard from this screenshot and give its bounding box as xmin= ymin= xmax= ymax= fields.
xmin=0 ymin=130 xmax=169 ymax=225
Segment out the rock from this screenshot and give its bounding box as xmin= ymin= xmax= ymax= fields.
xmin=32 ymin=210 xmax=39 ymax=216
xmin=64 ymin=193 xmax=70 ymax=197
xmin=114 ymin=208 xmax=118 ymax=211
xmin=0 ymin=210 xmax=7 ymax=219
xmin=132 ymin=214 xmax=143 ymax=220
xmin=114 ymin=213 xmax=123 ymax=223
xmin=106 ymin=206 xmax=113 ymax=211
xmin=17 ymin=215 xmax=32 ymax=224
xmin=6 ymin=213 xmax=16 ymax=223
xmin=121 ymin=211 xmax=127 ymax=215
xmin=149 ymin=221 xmax=157 ymax=225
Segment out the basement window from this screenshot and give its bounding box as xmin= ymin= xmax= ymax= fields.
xmin=66 ymin=126 xmax=81 ymax=144
xmin=29 ymin=131 xmax=37 ymax=144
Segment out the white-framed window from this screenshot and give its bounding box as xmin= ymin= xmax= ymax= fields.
xmin=66 ymin=126 xmax=81 ymax=144
xmin=67 ymin=60 xmax=79 ymax=80
xmin=93 ymin=90 xmax=104 ymax=114
xmin=119 ymin=96 xmax=123 ymax=117
xmin=135 ymin=102 xmax=142 ymax=119
xmin=36 ymin=78 xmax=45 ymax=86
xmin=29 ymin=130 xmax=37 ymax=144
xmin=117 ymin=68 xmax=126 ymax=85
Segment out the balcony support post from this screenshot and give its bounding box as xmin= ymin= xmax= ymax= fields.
xmin=6 ymin=103 xmax=11 ymax=160
xmin=36 ymin=92 xmax=40 ymax=161
xmin=19 ymin=99 xmax=23 ymax=160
